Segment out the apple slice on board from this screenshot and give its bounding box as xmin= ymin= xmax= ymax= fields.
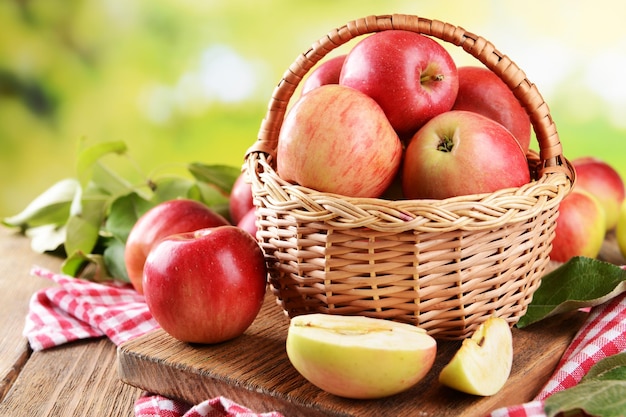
xmin=286 ymin=313 xmax=437 ymax=399
xmin=439 ymin=316 xmax=513 ymax=396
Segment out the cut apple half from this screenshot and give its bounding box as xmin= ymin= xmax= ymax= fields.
xmin=286 ymin=313 xmax=437 ymax=399
xmin=439 ymin=316 xmax=513 ymax=396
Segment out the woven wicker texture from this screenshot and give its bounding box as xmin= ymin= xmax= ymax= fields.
xmin=245 ymin=14 xmax=575 ymax=339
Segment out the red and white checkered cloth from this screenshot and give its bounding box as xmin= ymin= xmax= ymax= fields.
xmin=24 ymin=266 xmax=626 ymax=417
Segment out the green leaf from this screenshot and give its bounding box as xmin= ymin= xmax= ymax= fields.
xmin=25 ymin=224 xmax=67 ymax=253
xmin=64 ymin=215 xmax=101 ymax=257
xmin=103 ymin=237 xmax=130 ymax=282
xmin=105 ymin=193 xmax=154 ymax=244
xmin=89 ymin=160 xmax=137 ymax=198
xmin=517 ymin=257 xmax=626 ymax=328
xmin=61 ymin=251 xmax=113 ymax=282
xmin=2 ymin=178 xmax=80 ymax=229
xmin=76 ymin=140 xmax=128 ymax=187
xmin=582 ymin=353 xmax=626 ymax=383
xmin=150 ymin=176 xmax=196 ymax=203
xmin=188 ymin=162 xmax=240 ymax=195
xmin=544 ymin=380 xmax=626 ymax=417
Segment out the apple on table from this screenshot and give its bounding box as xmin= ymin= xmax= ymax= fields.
xmin=286 ymin=313 xmax=436 ymax=399
xmin=340 ymin=30 xmax=459 ymax=140
xmin=402 ymin=110 xmax=530 ymax=200
xmin=124 ymin=199 xmax=230 ymax=294
xmin=277 ymin=84 xmax=403 ymax=198
xmin=142 ymin=225 xmax=268 ymax=344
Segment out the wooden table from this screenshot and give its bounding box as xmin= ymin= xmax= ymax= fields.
xmin=1 ymin=225 xmax=623 ymax=417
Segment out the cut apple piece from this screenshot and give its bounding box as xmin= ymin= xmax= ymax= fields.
xmin=439 ymin=316 xmax=513 ymax=396
xmin=286 ymin=313 xmax=437 ymax=399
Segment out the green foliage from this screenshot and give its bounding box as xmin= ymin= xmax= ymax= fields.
xmin=3 ymin=139 xmax=239 ymax=281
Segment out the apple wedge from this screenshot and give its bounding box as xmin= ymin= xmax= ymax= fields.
xmin=439 ymin=316 xmax=513 ymax=396
xmin=286 ymin=313 xmax=437 ymax=399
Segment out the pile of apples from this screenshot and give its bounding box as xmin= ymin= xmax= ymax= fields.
xmin=277 ymin=30 xmax=533 ymax=200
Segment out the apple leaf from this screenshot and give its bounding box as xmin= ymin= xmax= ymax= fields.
xmin=188 ymin=162 xmax=240 ymax=195
xmin=543 ymin=353 xmax=626 ymax=417
xmin=517 ymin=257 xmax=626 ymax=328
xmin=105 ymin=193 xmax=154 ymax=244
xmin=76 ymin=139 xmax=127 ymax=187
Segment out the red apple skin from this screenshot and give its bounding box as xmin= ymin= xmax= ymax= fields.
xmin=124 ymin=199 xmax=230 ymax=294
xmin=340 ymin=30 xmax=458 ymax=139
xmin=301 ymin=54 xmax=346 ymax=95
xmin=452 ymin=66 xmax=531 ymax=154
xmin=572 ymin=157 xmax=625 ymax=231
xmin=229 ymin=171 xmax=254 ymax=225
xmin=402 ymin=111 xmax=531 ymax=200
xmin=550 ymin=189 xmax=606 ymax=263
xmin=277 ymin=84 xmax=403 ymax=198
xmin=143 ymin=226 xmax=268 ymax=344
xmin=237 ymin=207 xmax=257 ymax=237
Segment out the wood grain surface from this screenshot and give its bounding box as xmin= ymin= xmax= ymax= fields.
xmin=118 ymin=290 xmax=588 ymax=417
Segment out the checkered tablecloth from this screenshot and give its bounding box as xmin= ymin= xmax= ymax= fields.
xmin=24 ymin=266 xmax=626 ymax=417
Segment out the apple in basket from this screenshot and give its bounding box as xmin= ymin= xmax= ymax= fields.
xmin=439 ymin=316 xmax=513 ymax=396
xmin=340 ymin=30 xmax=458 ymax=139
xmin=550 ymin=188 xmax=606 ymax=263
xmin=142 ymin=225 xmax=267 ymax=344
xmin=571 ymin=156 xmax=625 ymax=231
xmin=452 ymin=66 xmax=532 ymax=154
xmin=301 ymin=54 xmax=346 ymax=95
xmin=277 ymin=84 xmax=403 ymax=198
xmin=616 ymin=200 xmax=626 ymax=259
xmin=124 ymin=199 xmax=230 ymax=294
xmin=402 ymin=110 xmax=531 ymax=200
xmin=286 ymin=313 xmax=437 ymax=399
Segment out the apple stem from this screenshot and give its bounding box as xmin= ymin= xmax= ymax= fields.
xmin=421 ymin=73 xmax=445 ymax=84
xmin=437 ymin=136 xmax=454 ymax=153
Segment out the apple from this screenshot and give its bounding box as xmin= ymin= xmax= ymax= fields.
xmin=571 ymin=157 xmax=625 ymax=231
xmin=143 ymin=226 xmax=268 ymax=344
xmin=301 ymin=54 xmax=346 ymax=95
xmin=550 ymin=188 xmax=606 ymax=263
xmin=340 ymin=30 xmax=458 ymax=139
xmin=237 ymin=207 xmax=257 ymax=238
xmin=286 ymin=313 xmax=437 ymax=399
xmin=277 ymin=84 xmax=403 ymax=198
xmin=229 ymin=171 xmax=254 ymax=225
xmin=616 ymin=200 xmax=626 ymax=259
xmin=439 ymin=316 xmax=513 ymax=396
xmin=124 ymin=199 xmax=230 ymax=294
xmin=452 ymin=66 xmax=531 ymax=154
xmin=402 ymin=110 xmax=531 ymax=200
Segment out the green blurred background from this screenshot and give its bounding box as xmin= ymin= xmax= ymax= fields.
xmin=1 ymin=0 xmax=625 ymax=218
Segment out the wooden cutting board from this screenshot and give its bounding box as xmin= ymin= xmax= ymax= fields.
xmin=117 ymin=290 xmax=588 ymax=417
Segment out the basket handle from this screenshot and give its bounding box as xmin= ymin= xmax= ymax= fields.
xmin=246 ymin=14 xmax=574 ymax=180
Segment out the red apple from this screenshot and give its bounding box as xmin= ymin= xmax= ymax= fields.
xmin=124 ymin=199 xmax=229 ymax=294
xmin=402 ymin=111 xmax=530 ymax=200
xmin=277 ymin=84 xmax=403 ymax=198
xmin=143 ymin=226 xmax=268 ymax=344
xmin=237 ymin=207 xmax=257 ymax=237
xmin=452 ymin=66 xmax=531 ymax=154
xmin=229 ymin=171 xmax=254 ymax=225
xmin=301 ymin=54 xmax=346 ymax=95
xmin=550 ymin=189 xmax=606 ymax=263
xmin=340 ymin=30 xmax=458 ymax=139
xmin=572 ymin=157 xmax=625 ymax=230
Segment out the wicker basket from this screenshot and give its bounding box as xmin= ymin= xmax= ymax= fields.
xmin=244 ymin=14 xmax=575 ymax=339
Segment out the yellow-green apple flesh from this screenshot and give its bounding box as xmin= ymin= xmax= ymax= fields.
xmin=617 ymin=200 xmax=626 ymax=258
xmin=439 ymin=316 xmax=513 ymax=396
xmin=572 ymin=157 xmax=625 ymax=230
xmin=452 ymin=66 xmax=531 ymax=154
xmin=339 ymin=30 xmax=458 ymax=140
xmin=277 ymin=84 xmax=402 ymax=198
xmin=143 ymin=226 xmax=267 ymax=344
xmin=228 ymin=171 xmax=254 ymax=225
xmin=401 ymin=111 xmax=531 ymax=200
xmin=124 ymin=199 xmax=230 ymax=294
xmin=286 ymin=314 xmax=437 ymax=399
xmin=550 ymin=188 xmax=606 ymax=263
xmin=301 ymin=54 xmax=346 ymax=95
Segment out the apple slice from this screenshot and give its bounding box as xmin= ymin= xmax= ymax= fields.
xmin=286 ymin=313 xmax=437 ymax=399
xmin=439 ymin=316 xmax=513 ymax=396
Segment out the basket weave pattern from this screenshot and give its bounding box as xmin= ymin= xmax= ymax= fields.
xmin=245 ymin=14 xmax=575 ymax=339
